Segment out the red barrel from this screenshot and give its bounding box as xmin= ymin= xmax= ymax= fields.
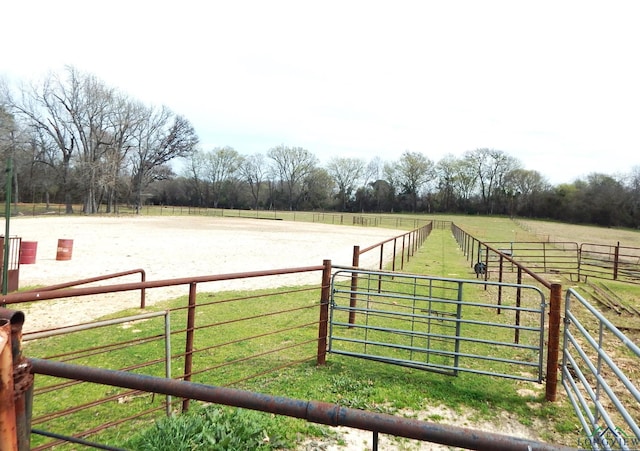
xmin=56 ymin=239 xmax=73 ymax=261
xmin=19 ymin=241 xmax=38 ymax=264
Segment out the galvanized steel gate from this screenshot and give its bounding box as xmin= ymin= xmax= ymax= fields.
xmin=561 ymin=289 xmax=640 ymax=449
xmin=328 ymin=268 xmax=547 ymax=383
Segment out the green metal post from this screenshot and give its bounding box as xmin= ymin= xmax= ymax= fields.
xmin=2 ymin=157 xmax=12 ymax=296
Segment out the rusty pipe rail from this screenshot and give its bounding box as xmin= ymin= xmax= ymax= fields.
xmin=0 ymin=265 xmax=324 ymax=305
xmin=20 ymin=269 xmax=147 ymax=308
xmin=29 ymin=358 xmax=575 ymax=451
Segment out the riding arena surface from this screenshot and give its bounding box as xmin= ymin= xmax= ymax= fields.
xmin=8 ymin=215 xmax=405 ymax=332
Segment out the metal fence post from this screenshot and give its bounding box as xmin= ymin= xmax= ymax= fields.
xmin=0 ymin=308 xmax=32 ymax=451
xmin=349 ymin=247 xmax=360 ymax=326
xmin=317 ymin=260 xmax=331 ymax=365
xmin=545 ymin=283 xmax=562 ymax=402
xmin=182 ymin=282 xmax=197 ymax=412
xmin=0 ymin=318 xmax=17 ymax=450
xmin=392 ymin=238 xmax=397 ymax=272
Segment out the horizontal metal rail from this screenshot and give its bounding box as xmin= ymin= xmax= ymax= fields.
xmin=0 ymin=265 xmax=325 ymax=305
xmin=29 ymin=358 xmax=575 ymax=451
xmin=23 ymin=310 xmax=166 ymax=341
xmin=20 ymin=268 xmax=148 ymax=308
xmin=579 ymin=243 xmax=640 ymax=284
xmin=483 ymin=241 xmax=580 ymax=274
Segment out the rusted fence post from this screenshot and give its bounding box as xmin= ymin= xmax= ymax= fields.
xmin=140 ymin=270 xmax=146 ymax=309
xmin=613 ymin=241 xmax=620 ymax=280
xmin=392 ymin=238 xmax=397 ymax=272
xmin=0 ymin=318 xmax=17 ymax=450
xmin=349 ymin=246 xmax=360 ymax=326
xmin=182 ymin=282 xmax=198 ymax=412
xmin=317 ymin=260 xmax=331 ymax=365
xmin=0 ymin=308 xmax=32 ymax=451
xmin=545 ymin=283 xmax=562 ymax=402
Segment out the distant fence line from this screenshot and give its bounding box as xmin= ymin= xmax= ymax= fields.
xmin=3 ymin=203 xmax=428 ymax=230
xmin=5 ymin=204 xmax=640 ymax=286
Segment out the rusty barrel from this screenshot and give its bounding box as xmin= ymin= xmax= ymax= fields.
xmin=56 ymin=239 xmax=73 ymax=261
xmin=19 ymin=241 xmax=38 ymax=265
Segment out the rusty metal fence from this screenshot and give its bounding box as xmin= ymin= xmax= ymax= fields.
xmin=2 ymin=263 xmax=331 ymax=450
xmin=352 ymin=221 xmax=433 ymax=273
xmin=0 ymin=264 xmax=577 ymax=451
xmin=454 ymin=225 xmax=640 ymax=286
xmin=579 ymin=242 xmax=640 ymax=284
xmin=0 ymin=222 xmax=433 ymax=450
xmin=480 ymin=241 xmax=580 ymax=276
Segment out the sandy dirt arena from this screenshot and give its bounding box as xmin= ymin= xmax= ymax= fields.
xmin=6 ymin=215 xmax=403 ymax=333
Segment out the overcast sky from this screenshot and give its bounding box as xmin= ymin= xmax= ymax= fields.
xmin=2 ymin=1 xmax=639 ymax=185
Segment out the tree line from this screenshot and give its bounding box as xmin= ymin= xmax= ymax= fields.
xmin=1 ymin=67 xmax=639 ymax=228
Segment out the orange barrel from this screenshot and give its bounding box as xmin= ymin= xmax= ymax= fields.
xmin=56 ymin=239 xmax=73 ymax=261
xmin=19 ymin=241 xmax=38 ymax=264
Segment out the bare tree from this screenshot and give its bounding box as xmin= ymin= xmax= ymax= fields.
xmin=185 ymin=150 xmax=208 ymax=206
xmin=204 ymin=146 xmax=242 ymax=208
xmin=129 ymin=107 xmax=198 ymax=212
xmin=0 ymin=105 xmax=18 ymax=207
xmin=452 ymin=157 xmax=478 ymax=208
xmin=5 ymin=70 xmax=79 ymax=212
xmin=503 ymin=168 xmax=548 ymax=216
xmin=434 ymin=154 xmax=459 ymax=211
xmin=61 ymin=68 xmax=118 ymax=213
xmin=239 ymin=153 xmax=267 ymax=210
xmin=464 ymin=148 xmax=520 ymax=214
xmin=396 ymin=150 xmax=435 ymax=212
xmin=326 ymin=156 xmax=365 ymax=211
xmin=101 ymin=97 xmax=144 ymax=213
xmin=267 ymin=145 xmax=318 ymax=210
